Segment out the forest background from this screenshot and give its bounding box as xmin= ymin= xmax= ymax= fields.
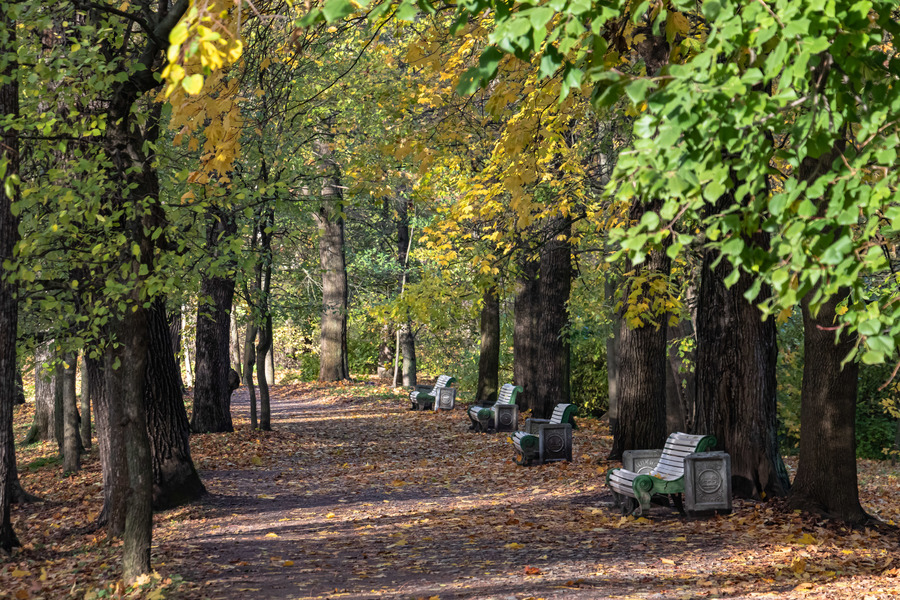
xmin=2 ymin=0 xmax=900 ymax=591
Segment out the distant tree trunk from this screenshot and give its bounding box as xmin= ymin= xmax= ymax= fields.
xmin=610 ymin=203 xmax=670 ymax=461
xmin=314 ymin=139 xmax=349 ymax=382
xmin=0 ymin=9 xmax=20 ymax=548
xmin=230 ymin=310 xmax=242 ymax=378
xmin=23 ymin=342 xmax=58 ymax=445
xmin=243 ymin=320 xmax=259 ymax=430
xmin=257 ymin=314 xmax=272 ymax=431
xmin=14 ymin=368 xmax=24 ymax=405
xmin=183 ymin=306 xmax=194 ymax=388
xmin=514 ymin=218 xmax=573 ymax=419
xmin=80 ymin=359 xmax=91 ymax=448
xmin=377 ymin=324 xmax=394 ymax=379
xmin=62 ymin=353 xmax=81 ymax=473
xmin=92 ymin=356 xmax=126 ymax=535
xmin=167 ymin=306 xmax=185 ymax=393
xmin=400 ymin=325 xmax=416 ymax=387
xmin=192 ymin=210 xmax=236 ymax=433
xmin=265 ymin=345 xmax=274 ymax=385
xmin=396 ymin=198 xmax=415 ymax=387
xmin=664 ymin=320 xmax=690 ymax=434
xmin=605 ymin=276 xmax=620 ymax=428
xmin=145 ymin=299 xmax=205 ymax=510
xmin=476 ymin=286 xmax=500 ymax=405
xmin=256 ymin=207 xmax=274 ymax=430
xmin=693 ymin=223 xmax=790 ymax=500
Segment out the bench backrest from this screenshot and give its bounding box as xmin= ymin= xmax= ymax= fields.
xmin=649 ymin=432 xmax=717 ymax=481
xmin=430 ymin=374 xmax=455 ymax=394
xmin=549 ymin=403 xmax=577 ymax=424
xmin=496 ymin=383 xmax=522 ymax=406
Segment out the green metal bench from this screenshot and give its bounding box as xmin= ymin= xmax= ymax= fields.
xmin=606 ymin=432 xmax=716 ymax=516
xmin=409 ymin=375 xmax=456 ymax=410
xmin=467 ymin=383 xmax=521 ymax=432
xmin=510 ymin=403 xmax=577 ymax=465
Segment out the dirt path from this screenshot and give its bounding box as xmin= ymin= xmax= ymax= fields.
xmin=156 ymin=384 xmax=900 ymax=600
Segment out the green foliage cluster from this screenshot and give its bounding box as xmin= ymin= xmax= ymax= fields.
xmin=777 ymin=310 xmax=900 ymax=459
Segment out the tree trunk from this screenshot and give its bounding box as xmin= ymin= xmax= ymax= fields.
xmin=257 ymin=314 xmax=272 ymax=431
xmin=514 ymin=219 xmax=573 ymax=419
xmin=14 ymin=367 xmax=24 ymax=405
xmin=787 ymin=288 xmax=866 ymax=522
xmin=230 ymin=310 xmax=242 ymax=378
xmin=146 ymin=299 xmax=205 ymax=510
xmin=192 ymin=211 xmax=237 ymax=433
xmin=265 ymin=344 xmax=274 ymax=385
xmin=0 ymin=8 xmax=20 ymax=549
xmin=243 ymin=320 xmax=258 ymax=429
xmin=62 ymin=353 xmax=81 ymax=473
xmin=24 ymin=341 xmax=58 ymax=445
xmin=377 ymin=324 xmax=394 ymax=379
xmin=80 ymin=358 xmax=91 ymax=449
xmin=514 ymin=252 xmax=541 ymax=413
xmin=314 ymin=139 xmax=349 ymax=381
xmin=400 ymin=324 xmax=416 ymax=387
xmin=106 ymin=308 xmax=152 ymax=580
xmin=167 ymin=306 xmax=186 ymax=393
xmin=91 ymin=356 xmax=127 ymax=535
xmin=605 ymin=276 xmax=621 ymax=427
xmin=693 ymin=226 xmax=790 ymax=500
xmin=787 ymin=145 xmax=865 ymax=523
xmin=664 ymin=319 xmax=691 ymax=434
xmin=476 ymin=286 xmax=500 ymax=405
xmin=610 ymin=203 xmax=670 ymax=460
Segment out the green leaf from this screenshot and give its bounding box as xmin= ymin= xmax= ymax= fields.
xmin=625 ymin=78 xmax=651 ymax=105
xmin=323 ymin=0 xmax=356 ymax=21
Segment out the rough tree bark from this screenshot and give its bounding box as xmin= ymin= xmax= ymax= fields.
xmin=23 ymin=342 xmax=59 ymax=445
xmin=787 ymin=287 xmax=865 ymax=523
xmin=62 ymin=352 xmax=81 ymax=473
xmin=242 ymin=319 xmax=259 ymax=430
xmin=314 ymin=138 xmax=349 ymax=381
xmin=514 ymin=218 xmax=573 ymax=419
xmin=786 ymin=145 xmax=866 ymax=523
xmin=610 ymin=202 xmax=669 ymax=461
xmin=91 ymin=355 xmax=127 ymax=536
xmin=396 ymin=199 xmax=416 ymax=387
xmin=0 ymin=7 xmax=20 ymax=549
xmin=145 ymin=299 xmax=205 ymax=510
xmin=693 ymin=221 xmax=790 ymax=500
xmin=476 ymin=286 xmax=500 ymax=405
xmin=14 ymin=368 xmax=24 ymax=406
xmin=192 ymin=208 xmax=237 ymax=433
xmin=256 ymin=205 xmax=274 ymax=431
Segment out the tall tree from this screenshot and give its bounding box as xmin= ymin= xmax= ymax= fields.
xmin=475 ymin=285 xmax=500 ymax=405
xmin=192 ymin=206 xmax=237 ymax=433
xmin=0 ymin=0 xmax=20 ymax=553
xmin=314 ymin=138 xmax=350 ymax=381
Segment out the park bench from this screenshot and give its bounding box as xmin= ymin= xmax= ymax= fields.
xmin=510 ymin=403 xmax=577 ymax=465
xmin=467 ymin=383 xmax=522 ymax=432
xmin=409 ymin=375 xmax=456 ymax=410
xmin=606 ymin=432 xmax=717 ymax=516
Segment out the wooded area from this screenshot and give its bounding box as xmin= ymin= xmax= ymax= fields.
xmin=2 ymin=0 xmax=900 ymax=597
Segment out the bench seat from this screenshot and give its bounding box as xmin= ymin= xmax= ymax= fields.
xmin=467 ymin=383 xmax=521 ymax=432
xmin=409 ymin=375 xmax=456 ymax=410
xmin=606 ymin=432 xmax=716 ymax=516
xmin=510 ymin=403 xmax=577 ymax=465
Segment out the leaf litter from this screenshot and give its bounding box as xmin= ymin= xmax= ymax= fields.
xmin=2 ymin=380 xmax=899 ymax=599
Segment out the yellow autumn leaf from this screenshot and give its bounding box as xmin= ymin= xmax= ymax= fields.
xmin=11 ymin=569 xmax=29 ymax=577
xmin=182 ymin=73 xmax=204 ymax=95
xmin=265 ymin=532 xmax=279 ymax=538
xmin=326 ymin=512 xmax=336 ymax=518
xmin=505 ymin=542 xmax=525 ymax=549
xmin=661 ymin=558 xmax=676 ymax=565
xmin=251 ymin=455 xmax=263 ymax=466
xmin=282 ymin=560 xmax=294 ymax=567
xmin=257 ymin=494 xmax=275 ymax=500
